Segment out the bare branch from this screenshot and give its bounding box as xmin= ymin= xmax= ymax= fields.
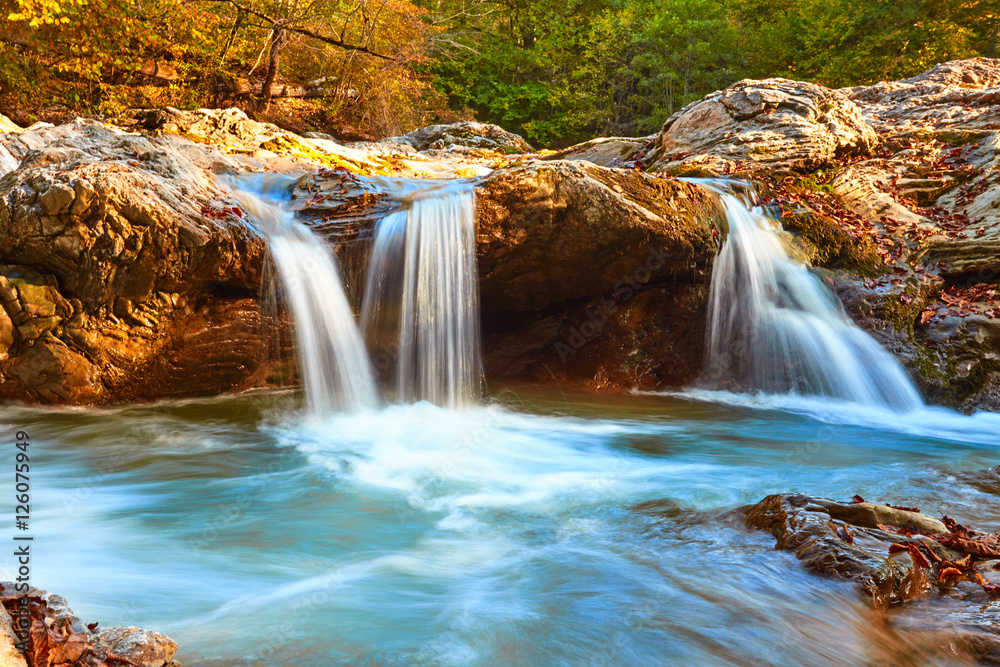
xmin=193 ymin=0 xmax=395 ymax=60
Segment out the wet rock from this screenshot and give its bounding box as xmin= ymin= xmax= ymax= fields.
xmin=742 ymin=494 xmax=1000 ymax=605
xmin=475 ymin=160 xmax=719 ymax=391
xmin=93 ymin=626 xmax=178 ymax=667
xmin=741 ymin=494 xmax=934 ymax=608
xmin=647 ymin=78 xmax=878 ymax=173
xmin=742 ymin=492 xmax=1000 ymax=664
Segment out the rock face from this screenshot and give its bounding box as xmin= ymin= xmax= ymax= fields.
xmin=388 ymin=121 xmax=532 ymax=154
xmin=0 ymin=120 xmax=278 ymax=404
xmin=475 ymin=160 xmax=719 ymax=391
xmin=741 ymin=493 xmax=1000 ymax=662
xmin=620 ymin=58 xmax=1000 ymax=411
xmin=818 ymin=59 xmax=1000 ymax=411
xmin=648 ymin=78 xmax=879 ymax=173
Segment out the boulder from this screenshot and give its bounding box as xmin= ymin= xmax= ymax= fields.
xmin=474 ymin=160 xmax=720 ymax=391
xmin=542 ymin=136 xmax=653 ymax=168
xmin=0 ymin=119 xmax=284 ymax=405
xmin=647 ymin=78 xmax=879 ymax=173
xmin=388 ymin=121 xmax=532 ymax=154
xmin=93 ymin=626 xmax=178 ymax=667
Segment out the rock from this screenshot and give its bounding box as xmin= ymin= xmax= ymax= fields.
xmin=740 ymin=492 xmax=1000 ymax=663
xmin=0 ymin=583 xmax=178 ymax=667
xmin=741 ymin=494 xmax=974 ymax=608
xmin=0 ymin=582 xmax=89 ymax=637
xmin=0 ymin=605 xmax=27 ymax=667
xmin=542 ymin=136 xmax=654 ymax=168
xmin=389 ymin=121 xmax=533 ymax=154
xmin=0 ymin=113 xmax=22 ymax=133
xmin=93 ymin=626 xmax=178 ymax=667
xmin=0 ymin=119 xmax=285 ymax=405
xmin=647 ymin=78 xmax=879 ymax=173
xmin=474 ymin=160 xmax=719 ymax=391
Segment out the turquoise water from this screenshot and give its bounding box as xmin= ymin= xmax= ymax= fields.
xmin=3 ymin=388 xmax=1000 ymax=666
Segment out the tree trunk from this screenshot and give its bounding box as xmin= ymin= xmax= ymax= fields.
xmin=220 ymin=10 xmax=246 ymax=65
xmin=260 ymin=27 xmax=285 ymax=112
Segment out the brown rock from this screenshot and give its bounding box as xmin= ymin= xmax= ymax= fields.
xmin=93 ymin=626 xmax=178 ymax=667
xmin=741 ymin=494 xmax=947 ymax=608
xmin=0 ymin=605 xmax=27 ymax=667
xmin=473 ymin=160 xmax=719 ymax=391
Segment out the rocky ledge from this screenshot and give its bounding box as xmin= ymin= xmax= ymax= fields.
xmin=1 ymin=58 xmax=1000 ymax=407
xmin=0 ymin=582 xmax=178 ymax=667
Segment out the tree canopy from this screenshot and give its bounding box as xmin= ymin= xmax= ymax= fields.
xmin=1 ymin=0 xmax=997 ymax=142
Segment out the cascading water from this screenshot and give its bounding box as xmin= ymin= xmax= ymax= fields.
xmin=229 ymin=175 xmax=378 ymax=414
xmin=699 ymin=180 xmax=923 ymax=411
xmin=361 ymin=182 xmax=483 ymax=407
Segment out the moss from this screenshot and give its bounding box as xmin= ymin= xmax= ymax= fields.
xmin=782 ymin=211 xmax=884 ymax=277
xmin=935 ymin=129 xmax=990 ymax=147
xmin=793 ymin=174 xmax=835 ymax=195
xmin=660 ymin=165 xmax=719 ymax=179
xmin=880 ymin=288 xmax=927 ymax=336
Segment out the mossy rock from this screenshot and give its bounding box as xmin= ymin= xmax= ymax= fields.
xmin=782 ymin=211 xmax=884 ymax=277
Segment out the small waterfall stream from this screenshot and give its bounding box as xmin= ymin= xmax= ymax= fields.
xmin=362 ymin=183 xmax=483 ymax=407
xmin=699 ymin=180 xmax=923 ymax=410
xmin=232 ymin=174 xmax=482 ymax=413
xmin=230 ymin=175 xmax=379 ymax=414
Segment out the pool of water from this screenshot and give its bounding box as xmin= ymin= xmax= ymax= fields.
xmin=3 ymin=387 xmax=999 ymax=666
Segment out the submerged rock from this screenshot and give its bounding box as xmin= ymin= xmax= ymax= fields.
xmin=740 ymin=492 xmax=1000 ymax=663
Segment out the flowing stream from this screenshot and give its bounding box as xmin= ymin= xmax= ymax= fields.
xmin=3 ymin=176 xmax=1000 ymax=666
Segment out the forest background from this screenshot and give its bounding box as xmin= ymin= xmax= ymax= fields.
xmin=1 ymin=0 xmax=998 ymax=145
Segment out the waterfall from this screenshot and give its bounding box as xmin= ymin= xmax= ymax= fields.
xmin=230 ymin=175 xmax=378 ymax=414
xmin=700 ymin=180 xmax=923 ymax=411
xmin=361 ymin=184 xmax=483 ymax=407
